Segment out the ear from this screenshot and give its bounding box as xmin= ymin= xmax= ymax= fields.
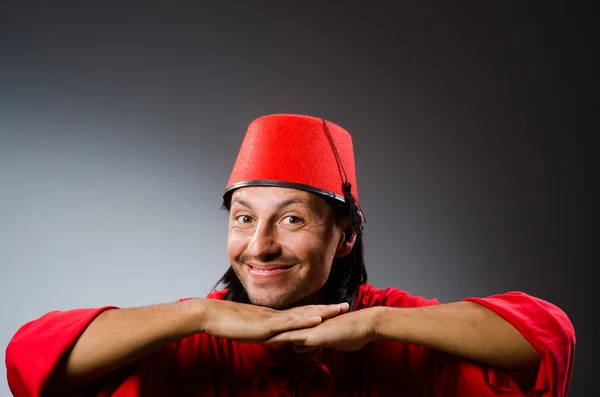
xmin=335 ymin=212 xmax=363 ymax=258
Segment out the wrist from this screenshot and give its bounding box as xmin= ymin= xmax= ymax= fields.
xmin=177 ymin=298 xmax=211 ymax=336
xmin=371 ymin=306 xmax=402 ymax=341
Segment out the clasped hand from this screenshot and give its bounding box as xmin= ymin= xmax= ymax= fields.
xmin=198 ymin=299 xmax=378 ymax=353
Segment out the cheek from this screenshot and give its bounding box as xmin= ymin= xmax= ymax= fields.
xmin=227 ymin=231 xmax=247 ymax=260
xmin=283 ymin=231 xmax=337 ymax=264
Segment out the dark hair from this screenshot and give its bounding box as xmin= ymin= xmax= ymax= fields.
xmin=213 ymin=190 xmax=367 ymax=310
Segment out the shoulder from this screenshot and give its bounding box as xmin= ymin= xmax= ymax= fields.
xmin=356 ymin=283 xmax=441 ymax=309
xmin=205 ymin=289 xmax=229 ymax=300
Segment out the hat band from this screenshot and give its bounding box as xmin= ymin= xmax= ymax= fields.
xmin=224 ymin=180 xmax=345 ymax=203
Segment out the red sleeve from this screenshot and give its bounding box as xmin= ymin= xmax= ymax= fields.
xmin=370 ymin=286 xmax=575 ymax=397
xmin=5 ymin=291 xmax=228 ymax=397
xmin=457 ymin=292 xmax=576 ymax=397
xmin=5 ymin=306 xmax=118 ymax=397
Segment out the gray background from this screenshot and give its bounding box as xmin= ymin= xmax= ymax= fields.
xmin=0 ymin=2 xmax=592 ymax=396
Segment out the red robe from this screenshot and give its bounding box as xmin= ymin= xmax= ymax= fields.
xmin=5 ymin=284 xmax=575 ymax=396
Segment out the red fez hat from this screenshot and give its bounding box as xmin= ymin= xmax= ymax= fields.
xmin=224 ymin=113 xmax=359 ymax=206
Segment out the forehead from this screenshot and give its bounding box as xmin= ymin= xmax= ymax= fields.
xmin=230 ymin=186 xmax=326 ymax=210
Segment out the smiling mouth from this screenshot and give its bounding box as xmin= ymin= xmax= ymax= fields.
xmin=246 ymin=263 xmax=295 ymax=279
xmin=248 ymin=264 xmax=294 ymax=271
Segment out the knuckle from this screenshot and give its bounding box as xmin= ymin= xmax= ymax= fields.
xmin=281 ymin=314 xmax=298 ymax=323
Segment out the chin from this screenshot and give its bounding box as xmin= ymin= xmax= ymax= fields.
xmin=247 ymin=289 xmax=301 ymax=309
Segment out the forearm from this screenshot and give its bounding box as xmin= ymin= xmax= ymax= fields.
xmin=372 ymin=301 xmax=540 ymax=370
xmin=46 ymin=299 xmax=206 ymax=393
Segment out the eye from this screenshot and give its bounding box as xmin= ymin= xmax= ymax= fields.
xmin=283 ymin=215 xmax=303 ymax=225
xmin=235 ymin=215 xmax=253 ymax=224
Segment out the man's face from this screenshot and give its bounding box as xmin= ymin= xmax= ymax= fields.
xmin=227 ymin=186 xmax=346 ymax=309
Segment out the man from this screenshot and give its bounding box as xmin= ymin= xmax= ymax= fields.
xmin=6 ymin=114 xmax=575 ymax=396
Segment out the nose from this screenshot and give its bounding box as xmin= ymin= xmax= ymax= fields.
xmin=247 ymin=221 xmax=281 ymax=260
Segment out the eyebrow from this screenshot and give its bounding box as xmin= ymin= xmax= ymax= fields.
xmin=231 ymin=197 xmax=312 ymax=211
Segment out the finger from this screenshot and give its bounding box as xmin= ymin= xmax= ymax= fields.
xmin=266 ymin=328 xmax=328 ymax=349
xmin=314 ymin=302 xmax=350 ymax=320
xmin=267 ymin=314 xmax=322 ymax=334
xmin=264 ymin=328 xmax=307 ymax=345
xmin=292 ymin=303 xmax=348 ymax=321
